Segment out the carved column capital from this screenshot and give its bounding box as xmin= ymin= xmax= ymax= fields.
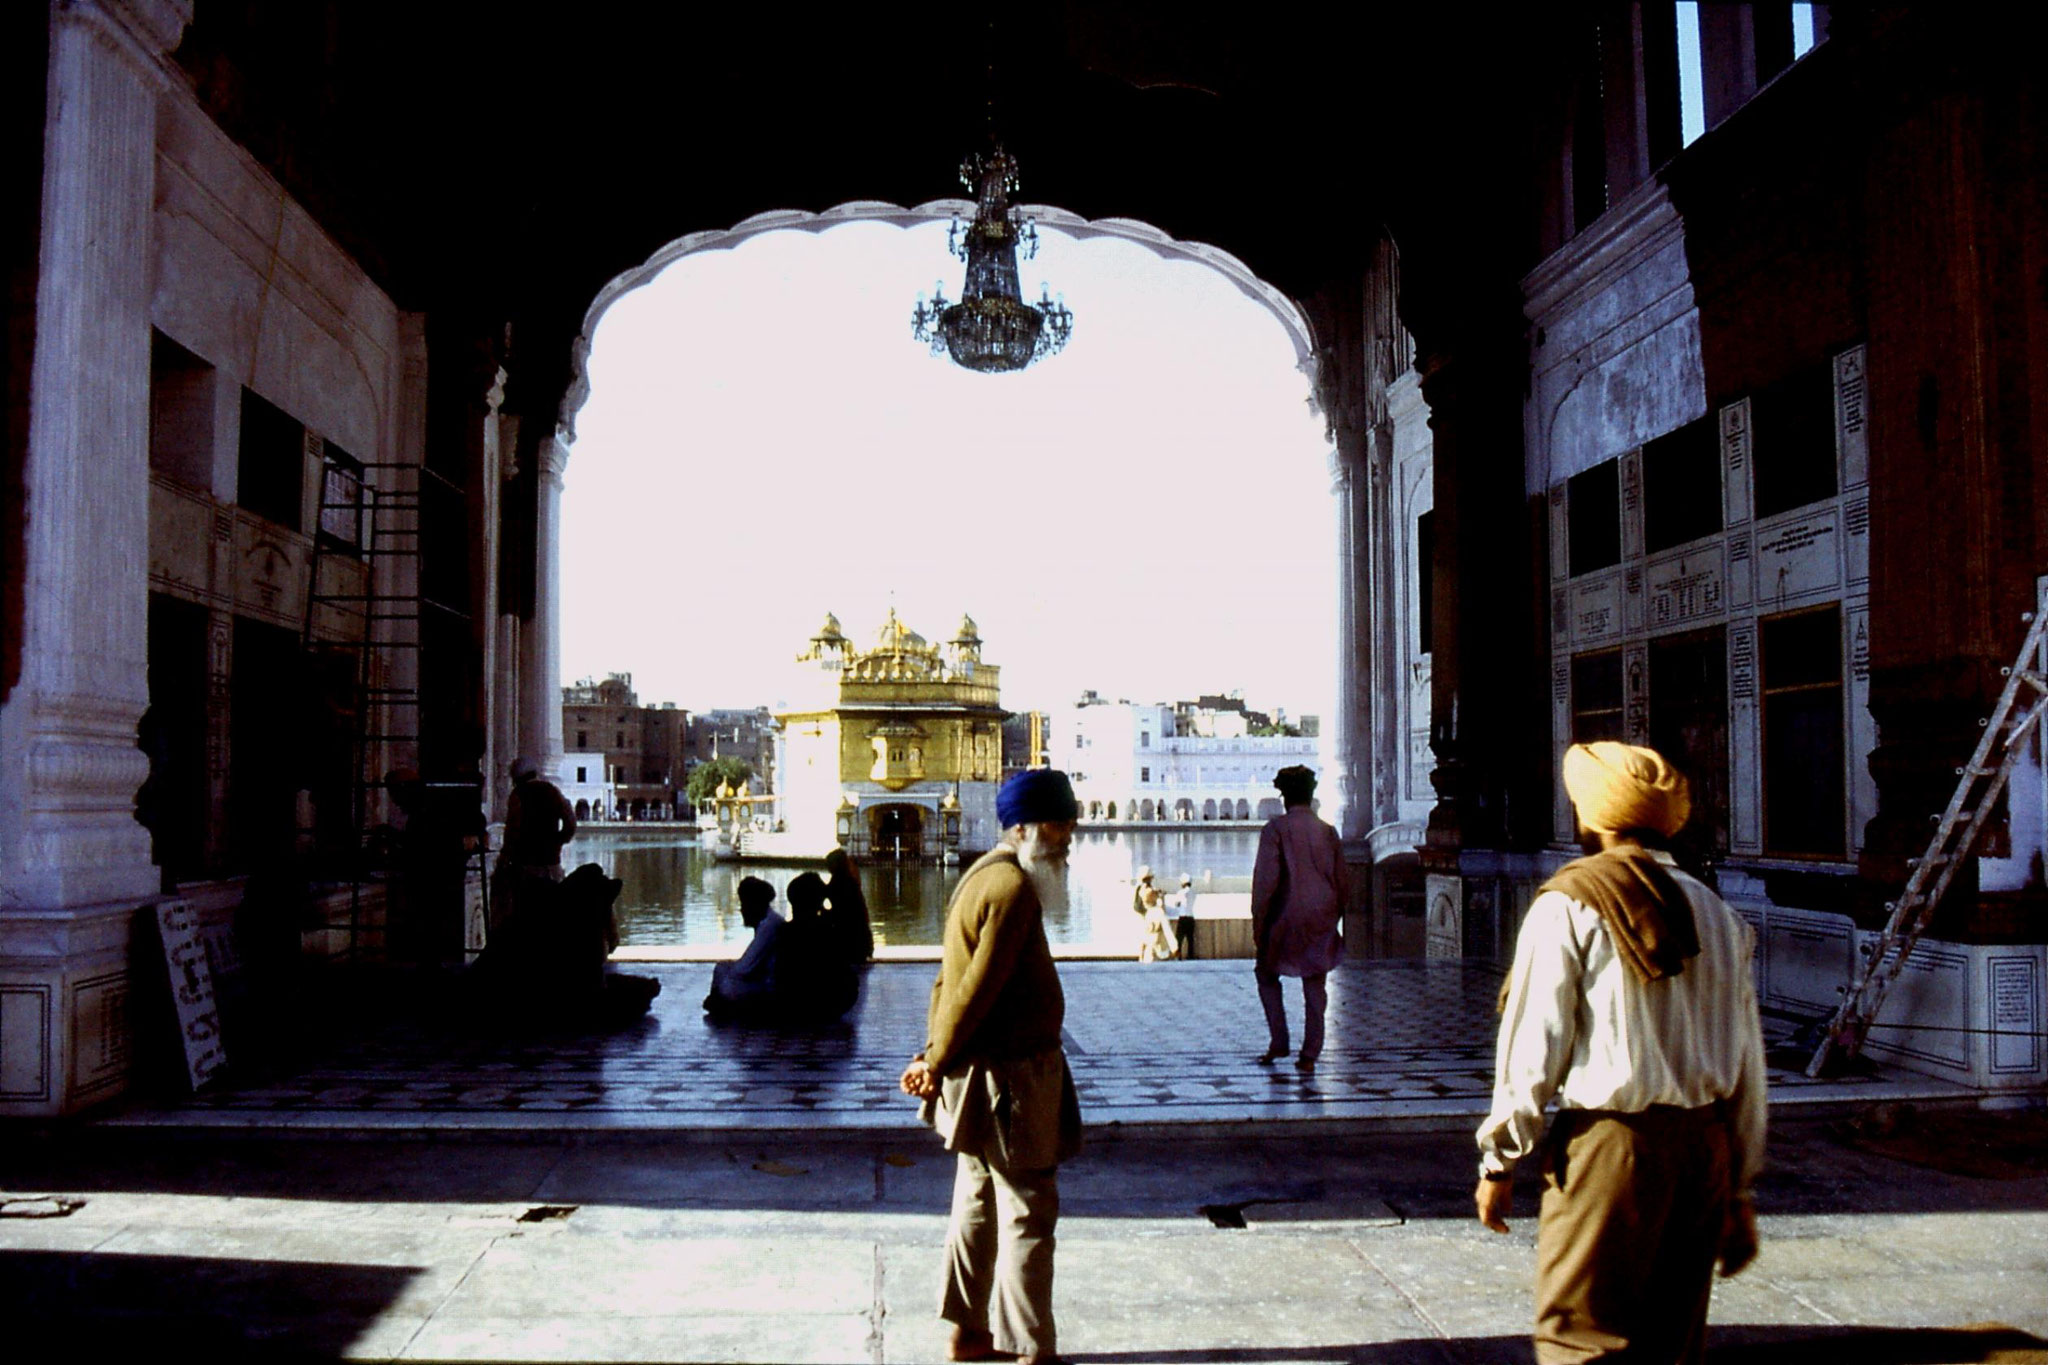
xmin=538 ymin=431 xmax=571 ymax=486
xmin=53 ymin=0 xmax=190 ymax=80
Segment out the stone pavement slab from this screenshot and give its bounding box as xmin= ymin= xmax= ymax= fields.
xmin=101 ymin=961 xmax=1976 ymax=1136
xmin=5 ymin=1120 xmax=2046 ymax=1361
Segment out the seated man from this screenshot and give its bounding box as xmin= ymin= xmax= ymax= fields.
xmin=705 ymin=876 xmax=787 ymax=1021
xmin=472 ymin=862 xmax=659 ymax=1026
xmin=775 ymin=870 xmax=860 ymax=1024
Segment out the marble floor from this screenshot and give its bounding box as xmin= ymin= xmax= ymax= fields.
xmin=106 ymin=960 xmax=1975 ymax=1134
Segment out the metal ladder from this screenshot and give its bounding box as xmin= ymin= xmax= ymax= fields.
xmin=1806 ymin=606 xmax=2048 ymax=1077
xmin=303 ymin=455 xmax=484 ymax=957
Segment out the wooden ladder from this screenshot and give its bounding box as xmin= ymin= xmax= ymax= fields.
xmin=1806 ymin=607 xmax=2048 ymax=1077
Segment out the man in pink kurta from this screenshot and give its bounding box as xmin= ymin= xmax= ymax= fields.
xmin=1250 ymin=765 xmax=1349 ymax=1069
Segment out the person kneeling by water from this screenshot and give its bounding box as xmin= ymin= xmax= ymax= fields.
xmin=704 ymin=876 xmax=786 ymax=1022
xmin=775 ymin=871 xmax=861 ymax=1024
xmin=474 ymin=863 xmax=659 ymax=1025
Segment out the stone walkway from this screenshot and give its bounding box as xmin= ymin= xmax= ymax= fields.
xmin=13 ymin=961 xmax=2045 ymax=1360
xmin=105 ymin=961 xmax=1973 ymax=1134
xmin=6 ymin=1117 xmax=2046 ymax=1359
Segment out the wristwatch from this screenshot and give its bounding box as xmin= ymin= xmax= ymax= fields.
xmin=1480 ymin=1168 xmax=1514 ymax=1183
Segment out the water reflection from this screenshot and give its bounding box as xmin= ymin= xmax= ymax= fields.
xmin=564 ymin=828 xmax=1262 ymax=948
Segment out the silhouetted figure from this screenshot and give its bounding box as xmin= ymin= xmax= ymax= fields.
xmin=473 ymin=862 xmax=658 ymax=1026
xmin=494 ymin=755 xmax=577 ymax=943
xmin=704 ymin=876 xmax=786 ymax=1022
xmin=823 ymin=847 xmax=875 ymax=963
xmin=775 ymin=871 xmax=860 ymax=1024
xmin=386 ymin=769 xmax=484 ymax=967
xmin=1251 ymin=765 xmax=1348 ymax=1070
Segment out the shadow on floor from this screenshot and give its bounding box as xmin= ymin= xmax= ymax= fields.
xmin=1067 ymin=1325 xmax=2048 ymax=1365
xmin=2 ymin=1249 xmax=418 ymax=1356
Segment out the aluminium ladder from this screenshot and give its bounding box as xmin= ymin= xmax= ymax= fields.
xmin=1806 ymin=607 xmax=2048 ymax=1078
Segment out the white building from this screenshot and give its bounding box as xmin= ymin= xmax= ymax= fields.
xmin=1062 ymin=693 xmax=1322 ymax=823
xmin=558 ymin=752 xmax=617 ymax=822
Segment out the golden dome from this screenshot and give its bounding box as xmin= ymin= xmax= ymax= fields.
xmin=955 ymin=613 xmax=980 ymax=643
xmin=874 ymin=606 xmax=928 ymax=653
xmin=813 ymin=611 xmax=845 ymax=642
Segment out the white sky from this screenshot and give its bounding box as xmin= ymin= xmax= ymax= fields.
xmin=559 ymin=220 xmax=1337 ymax=722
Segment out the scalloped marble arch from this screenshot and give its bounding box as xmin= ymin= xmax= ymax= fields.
xmin=554 ymin=200 xmax=1321 ymax=445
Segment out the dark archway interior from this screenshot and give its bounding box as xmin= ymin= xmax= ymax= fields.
xmin=168 ymin=3 xmax=1549 ymax=403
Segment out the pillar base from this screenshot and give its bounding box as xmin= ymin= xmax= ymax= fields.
xmin=0 ymin=898 xmax=147 ymax=1117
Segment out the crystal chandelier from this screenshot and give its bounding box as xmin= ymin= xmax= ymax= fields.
xmin=911 ymin=145 xmax=1073 ymax=374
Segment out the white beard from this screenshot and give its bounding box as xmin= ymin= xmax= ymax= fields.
xmin=1013 ymin=831 xmax=1071 ymax=917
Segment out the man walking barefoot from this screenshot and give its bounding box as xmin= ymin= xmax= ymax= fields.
xmin=1476 ymin=742 xmax=1766 ymax=1363
xmin=901 ymin=769 xmax=1083 ymax=1365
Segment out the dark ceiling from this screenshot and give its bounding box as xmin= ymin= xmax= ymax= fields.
xmin=172 ymin=1 xmax=1560 ymax=365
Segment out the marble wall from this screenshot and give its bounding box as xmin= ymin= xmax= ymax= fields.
xmin=0 ymin=0 xmax=424 ymax=1116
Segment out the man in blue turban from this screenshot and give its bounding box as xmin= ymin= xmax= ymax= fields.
xmin=901 ymin=768 xmax=1082 ymax=1365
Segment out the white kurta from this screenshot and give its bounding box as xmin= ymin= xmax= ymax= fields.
xmin=1476 ymin=852 xmax=1768 ymax=1191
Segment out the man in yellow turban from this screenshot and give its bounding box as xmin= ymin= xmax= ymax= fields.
xmin=1475 ymin=742 xmax=1767 ymax=1364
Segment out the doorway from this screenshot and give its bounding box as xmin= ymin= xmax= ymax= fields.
xmin=869 ymin=804 xmax=927 ymax=861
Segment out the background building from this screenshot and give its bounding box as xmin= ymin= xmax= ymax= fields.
xmin=560 ymin=674 xmax=692 ymax=820
xmin=687 ymin=708 xmax=776 ymax=792
xmin=1064 ymin=692 xmax=1322 ymax=823
xmin=1000 ymin=708 xmax=1050 ymax=780
xmin=557 ymin=751 xmax=614 ymax=822
xmin=775 ymin=611 xmax=1004 ymax=859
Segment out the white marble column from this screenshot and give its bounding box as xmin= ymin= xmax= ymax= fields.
xmin=519 ymin=432 xmax=569 ymax=782
xmin=5 ymin=2 xmax=183 ymax=909
xmin=0 ymin=0 xmax=189 ymax=1115
xmin=480 ymin=368 xmax=508 ymax=820
xmin=1327 ymin=444 xmax=1366 ymax=842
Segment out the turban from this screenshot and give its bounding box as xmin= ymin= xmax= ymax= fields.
xmin=997 ymin=769 xmax=1079 ymax=829
xmin=1274 ymin=765 xmax=1317 ymax=803
xmin=1562 ymin=742 xmax=1691 ymax=838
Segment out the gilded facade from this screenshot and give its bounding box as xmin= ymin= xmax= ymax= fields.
xmin=774 ymin=611 xmax=1004 ymax=860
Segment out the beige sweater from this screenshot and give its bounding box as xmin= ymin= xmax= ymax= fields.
xmin=1477 ymin=851 xmax=1768 ymax=1190
xmin=923 ymin=847 xmax=1065 ymax=1076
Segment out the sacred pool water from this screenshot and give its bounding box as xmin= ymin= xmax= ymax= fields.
xmin=562 ymin=827 xmax=1261 ymax=950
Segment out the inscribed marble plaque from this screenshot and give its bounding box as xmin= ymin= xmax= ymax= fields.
xmin=1835 ymin=345 xmax=1869 ymax=488
xmin=1620 ymin=449 xmax=1644 ymax=560
xmin=1549 ymin=484 xmax=1568 ymax=583
xmin=1762 ymin=912 xmax=1855 ymax=1015
xmin=1845 ymin=491 xmax=1870 ymax=587
xmin=1570 ymin=573 xmax=1622 ymax=644
xmin=1848 ymin=605 xmax=1878 ymax=852
xmin=148 ymin=478 xmax=219 ymax=603
xmin=1648 ymin=551 xmax=1725 ymax=628
xmin=0 ymin=986 xmax=51 ymax=1100
xmin=1721 ymin=398 xmax=1753 ymax=525
xmin=1624 ymin=644 xmax=1649 ymax=744
xmin=70 ymin=971 xmax=130 ymax=1097
xmin=233 ymin=514 xmax=309 ymax=628
xmin=1754 ymin=508 xmax=1841 ymax=603
xmin=1990 ymin=956 xmax=2041 ymax=1074
xmin=1862 ymin=945 xmax=1970 ymax=1072
xmin=1729 ymin=625 xmax=1760 ymax=852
